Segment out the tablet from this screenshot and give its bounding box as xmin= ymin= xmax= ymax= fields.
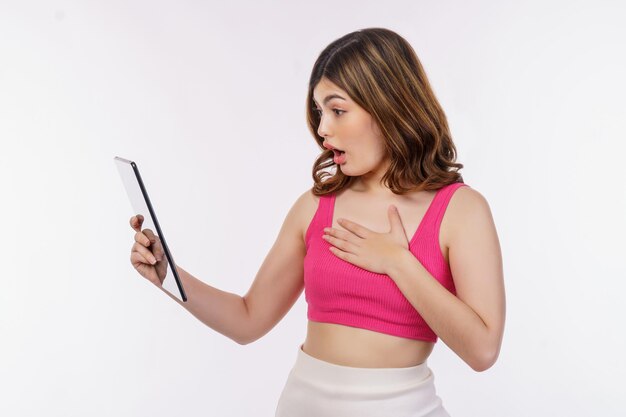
xmin=114 ymin=156 xmax=187 ymax=302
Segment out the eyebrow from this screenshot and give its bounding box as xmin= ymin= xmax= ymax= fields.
xmin=312 ymin=93 xmax=347 ymax=107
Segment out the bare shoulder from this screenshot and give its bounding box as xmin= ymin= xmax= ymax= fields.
xmin=289 ymin=187 xmax=320 ymax=244
xmin=445 ymin=185 xmax=503 ymax=287
xmin=448 ymin=185 xmax=494 ymax=230
xmin=441 ymin=185 xmax=493 ymax=249
xmin=450 ymin=185 xmax=490 ymax=208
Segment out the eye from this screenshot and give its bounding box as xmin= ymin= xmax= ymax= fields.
xmin=314 ymin=108 xmax=344 ymax=116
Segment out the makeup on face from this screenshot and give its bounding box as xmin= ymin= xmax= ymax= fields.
xmin=333 ymin=150 xmax=347 ymax=164
xmin=322 ymin=140 xmax=347 ymax=164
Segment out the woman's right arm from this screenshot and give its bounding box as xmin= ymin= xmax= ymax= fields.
xmin=129 ymin=188 xmax=311 ymax=345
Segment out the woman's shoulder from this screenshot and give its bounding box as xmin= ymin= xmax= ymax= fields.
xmin=448 ymin=183 xmax=488 ymax=210
xmin=445 ymin=184 xmax=494 ymax=239
xmin=295 ymin=186 xmax=338 ymax=210
xmin=290 ymin=187 xmax=321 ymax=244
xmin=292 ymin=186 xmax=341 ymax=243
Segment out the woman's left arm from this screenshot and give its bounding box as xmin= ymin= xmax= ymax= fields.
xmin=387 ymin=188 xmax=506 ymax=372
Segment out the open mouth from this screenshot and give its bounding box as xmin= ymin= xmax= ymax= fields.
xmin=332 ymin=149 xmax=346 ymax=156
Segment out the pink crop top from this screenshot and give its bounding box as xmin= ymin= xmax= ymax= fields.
xmin=303 ymin=181 xmax=469 ymax=343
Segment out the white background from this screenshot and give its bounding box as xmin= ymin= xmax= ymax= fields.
xmin=1 ymin=1 xmax=625 ymax=416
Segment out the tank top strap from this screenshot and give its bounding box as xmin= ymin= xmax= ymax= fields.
xmin=420 ymin=182 xmax=469 ymax=236
xmin=304 ymin=192 xmax=336 ymax=247
xmin=323 ymin=193 xmax=336 ymax=226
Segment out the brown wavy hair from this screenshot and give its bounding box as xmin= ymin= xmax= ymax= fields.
xmin=306 ymin=27 xmax=464 ymax=196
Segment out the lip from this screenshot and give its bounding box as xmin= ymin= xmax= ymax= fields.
xmin=333 ymin=151 xmax=347 ymax=164
xmin=323 ymin=142 xmax=344 ymax=152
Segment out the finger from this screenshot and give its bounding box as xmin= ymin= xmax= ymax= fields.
xmin=323 ymin=234 xmax=356 ymax=253
xmin=151 ymin=239 xmax=165 ymax=261
xmin=143 ymin=229 xmax=158 ymax=244
xmin=130 ymin=253 xmax=161 ymax=287
xmin=142 ymin=230 xmax=164 ymax=261
xmin=337 ymin=218 xmax=369 ymax=239
xmin=131 ymin=248 xmax=152 ymax=266
xmin=134 ymin=231 xmax=151 ymax=247
xmin=130 ymin=214 xmax=144 ymax=231
xmin=329 ymin=245 xmax=350 ymax=263
xmin=132 ymin=241 xmax=158 ymax=264
xmin=327 ymin=227 xmax=357 ymax=244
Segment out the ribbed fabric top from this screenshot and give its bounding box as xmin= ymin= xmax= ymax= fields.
xmin=303 ymin=181 xmax=469 ymax=342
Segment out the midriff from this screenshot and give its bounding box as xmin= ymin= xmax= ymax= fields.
xmin=302 ymin=320 xmax=435 ymax=368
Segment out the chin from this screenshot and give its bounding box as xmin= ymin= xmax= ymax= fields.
xmin=339 ymin=164 xmax=372 ymax=177
xmin=338 ymin=165 xmax=356 ymax=175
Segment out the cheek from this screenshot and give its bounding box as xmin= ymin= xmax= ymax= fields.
xmin=344 ymin=118 xmax=375 ymax=145
xmin=342 ymin=113 xmax=385 ymax=159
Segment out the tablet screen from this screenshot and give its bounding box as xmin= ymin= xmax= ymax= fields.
xmin=114 ymin=156 xmax=187 ymax=302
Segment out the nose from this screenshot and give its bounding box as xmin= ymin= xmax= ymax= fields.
xmin=317 ymin=114 xmax=331 ymax=138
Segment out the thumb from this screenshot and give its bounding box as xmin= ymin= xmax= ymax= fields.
xmin=130 ymin=214 xmax=144 ymax=232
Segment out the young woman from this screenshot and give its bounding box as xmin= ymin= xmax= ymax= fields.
xmin=129 ymin=27 xmax=505 ymax=417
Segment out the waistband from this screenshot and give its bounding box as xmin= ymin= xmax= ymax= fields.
xmin=293 ymin=344 xmax=432 ymax=389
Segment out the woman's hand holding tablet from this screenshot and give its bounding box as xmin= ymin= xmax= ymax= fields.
xmin=129 ymin=214 xmax=168 ymax=287
xmin=114 ymin=156 xmax=187 ymax=302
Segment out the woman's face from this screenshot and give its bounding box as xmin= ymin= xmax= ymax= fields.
xmin=313 ymin=77 xmax=390 ymax=178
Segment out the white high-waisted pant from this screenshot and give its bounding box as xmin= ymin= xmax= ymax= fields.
xmin=275 ymin=344 xmax=451 ymax=417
